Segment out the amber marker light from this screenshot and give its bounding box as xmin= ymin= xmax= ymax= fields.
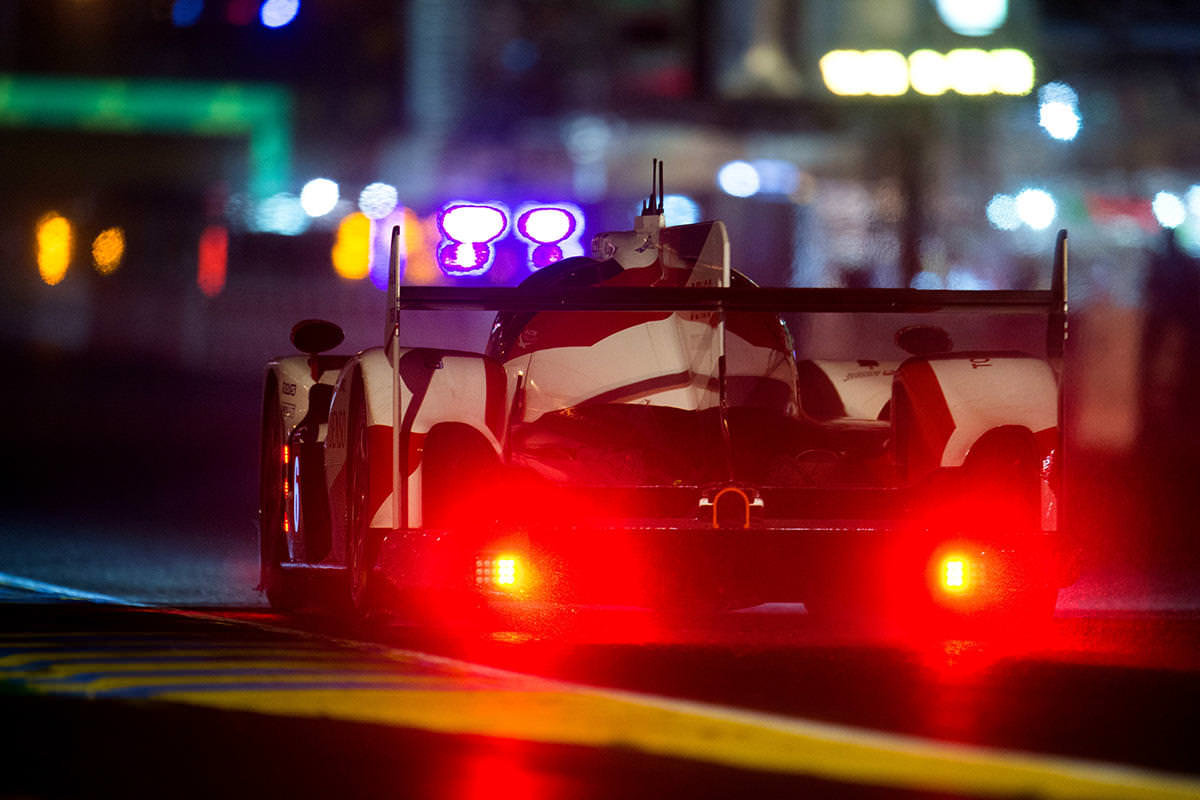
xmin=91 ymin=227 xmax=125 ymax=274
xmin=36 ymin=212 xmax=72 ymax=286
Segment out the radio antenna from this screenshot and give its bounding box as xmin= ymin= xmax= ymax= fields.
xmin=657 ymin=159 xmax=664 ymax=214
xmin=642 ymin=159 xmax=665 ymax=216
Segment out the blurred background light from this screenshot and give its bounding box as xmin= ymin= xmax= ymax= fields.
xmin=91 ymin=227 xmax=125 ymax=274
xmin=171 ymin=0 xmax=205 ymax=27
xmin=862 ymin=50 xmax=909 ymax=96
xmin=752 ymin=159 xmax=800 ymax=195
xmin=909 ymin=50 xmax=949 ymax=96
xmin=259 ymin=0 xmax=299 ymax=28
xmin=717 ymin=161 xmax=761 ymax=198
xmin=358 ymin=182 xmax=399 ymax=220
xmin=501 ymin=38 xmax=538 ymax=73
xmin=225 ymin=0 xmax=257 ymax=25
xmin=437 ymin=203 xmax=509 ymax=275
xmin=1152 ymin=191 xmax=1186 ymax=229
xmin=911 ymin=271 xmax=944 ymax=289
xmin=35 ymin=212 xmax=72 ymax=287
xmin=986 ymin=193 xmax=1021 ymax=231
xmin=936 ymin=0 xmax=1008 ymax=36
xmin=663 ymin=194 xmax=701 ymax=225
xmin=1186 ymin=185 xmax=1200 ymax=217
xmin=822 ymin=48 xmax=1031 ymax=97
xmin=946 ymin=49 xmax=995 ymax=96
xmin=1039 ymin=82 xmax=1081 ymax=140
xmin=820 ymin=50 xmax=908 ymax=96
xmin=990 ymin=49 xmax=1036 ymax=95
xmin=946 ymin=268 xmax=991 ymax=290
xmin=515 ymin=204 xmax=584 ymax=269
xmin=197 ymin=225 xmax=228 ymax=298
xmin=331 ymin=212 xmax=371 ymax=280
xmin=253 ymin=193 xmax=308 ymax=235
xmin=439 ymin=204 xmax=508 ymax=244
xmin=1039 ymin=102 xmax=1081 ymax=141
xmin=1015 ymin=188 xmax=1057 ymax=231
xmin=517 ymin=207 xmax=576 ymax=245
xmin=299 ymin=177 xmax=339 ymax=217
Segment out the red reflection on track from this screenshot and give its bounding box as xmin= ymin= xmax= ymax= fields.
xmin=448 ymin=744 xmax=557 ymax=800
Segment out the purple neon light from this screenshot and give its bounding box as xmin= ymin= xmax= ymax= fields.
xmin=517 ymin=207 xmax=576 ymax=244
xmin=436 ymin=202 xmax=510 ymax=276
xmin=514 ymin=203 xmax=584 ymax=270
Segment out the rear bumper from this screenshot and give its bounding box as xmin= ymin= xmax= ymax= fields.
xmin=375 ymin=522 xmax=1079 ymax=609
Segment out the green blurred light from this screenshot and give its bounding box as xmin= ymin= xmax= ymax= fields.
xmin=0 ymin=74 xmax=292 ymax=198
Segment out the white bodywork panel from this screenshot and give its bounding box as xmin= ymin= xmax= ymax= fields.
xmin=932 ymin=356 xmax=1058 ymax=468
xmin=803 ymin=360 xmax=900 ymax=420
xmin=323 ymin=345 xmax=504 ymax=556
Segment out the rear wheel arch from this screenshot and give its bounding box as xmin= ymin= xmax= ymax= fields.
xmin=259 ymin=371 xmax=301 ymax=609
xmin=421 ymin=422 xmax=504 ymax=529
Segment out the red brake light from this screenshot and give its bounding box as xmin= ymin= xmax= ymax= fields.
xmin=476 ymin=554 xmax=523 ymax=591
xmin=941 ymin=556 xmax=968 ymax=592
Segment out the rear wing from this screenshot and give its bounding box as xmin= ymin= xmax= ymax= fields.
xmin=393 ymin=285 xmax=1054 ymax=314
xmin=389 ymin=230 xmax=1068 ymax=320
xmin=384 ymin=225 xmax=1068 ymax=530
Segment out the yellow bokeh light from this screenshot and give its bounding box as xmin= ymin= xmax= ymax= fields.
xmin=819 ymin=50 xmax=867 ymax=96
xmin=402 ymin=208 xmax=438 ymax=285
xmin=909 ymin=50 xmax=949 ymax=96
xmin=822 ymin=48 xmax=1034 ymax=97
xmin=332 ymin=212 xmax=371 ymax=280
xmin=991 ymin=48 xmax=1035 ymax=95
xmin=946 ymin=49 xmax=994 ymax=95
xmin=91 ymin=227 xmax=125 ymax=274
xmin=821 ymin=49 xmax=909 ymax=96
xmin=36 ymin=212 xmax=72 ymax=286
xmin=862 ymin=50 xmax=909 ymax=96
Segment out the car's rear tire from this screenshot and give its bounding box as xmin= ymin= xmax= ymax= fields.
xmin=260 ymin=378 xmax=302 ymax=611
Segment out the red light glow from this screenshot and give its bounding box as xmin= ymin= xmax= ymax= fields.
xmin=496 ymin=556 xmax=518 ymax=586
xmin=197 ymin=225 xmax=228 ymax=297
xmin=941 ymin=556 xmax=968 ymax=592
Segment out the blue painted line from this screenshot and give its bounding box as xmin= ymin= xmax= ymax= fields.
xmin=0 ymin=654 xmax=363 ymax=673
xmin=28 ymin=667 xmax=394 ymax=685
xmin=0 ymin=572 xmax=149 ymax=607
xmin=89 ymin=680 xmax=455 ymax=699
xmin=0 ymin=636 xmax=341 ymax=652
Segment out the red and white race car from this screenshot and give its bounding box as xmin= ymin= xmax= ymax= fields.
xmin=259 ymin=173 xmax=1076 ymax=623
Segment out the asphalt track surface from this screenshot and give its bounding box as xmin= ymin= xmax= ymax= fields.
xmin=2 ymin=351 xmax=1200 ymax=798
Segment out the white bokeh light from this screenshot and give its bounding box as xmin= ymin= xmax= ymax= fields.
xmin=986 ymin=193 xmax=1021 ymax=231
xmin=1015 ymin=188 xmax=1057 ymax=231
xmin=260 ymin=0 xmax=300 ymax=28
xmin=254 ymin=193 xmax=309 ymax=235
xmin=1153 ymin=191 xmax=1186 ymax=229
xmin=936 ymin=0 xmax=1008 ymax=36
xmin=1038 ymin=82 xmax=1082 ymax=141
xmin=717 ymin=161 xmax=761 ymax=198
xmin=299 ymin=178 xmax=339 ymax=217
xmin=1039 ymin=102 xmax=1081 ymax=140
xmin=358 ymin=182 xmax=399 ymax=220
xmin=663 ymin=194 xmax=701 ymax=225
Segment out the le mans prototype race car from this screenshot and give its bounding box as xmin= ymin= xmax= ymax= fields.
xmin=259 ymin=167 xmax=1076 ymax=624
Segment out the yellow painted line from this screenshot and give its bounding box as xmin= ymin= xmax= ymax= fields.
xmin=0 ymin=590 xmax=1196 ymax=799
xmin=151 ymin=684 xmax=1200 ymax=800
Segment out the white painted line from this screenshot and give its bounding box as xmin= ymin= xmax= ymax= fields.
xmin=0 ymin=572 xmax=151 ymax=608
